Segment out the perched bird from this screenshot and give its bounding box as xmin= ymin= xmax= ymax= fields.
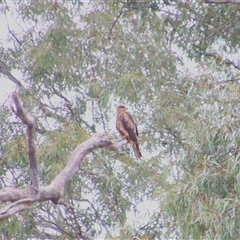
xmin=116 ymin=104 xmax=142 ymax=159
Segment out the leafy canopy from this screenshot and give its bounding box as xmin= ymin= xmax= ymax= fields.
xmin=0 ymin=0 xmax=240 ymax=239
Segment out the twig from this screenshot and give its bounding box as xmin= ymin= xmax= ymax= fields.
xmin=203 ymin=16 xmax=239 ymax=42
xmin=81 ymin=198 xmax=111 ymax=236
xmin=218 ymin=78 xmax=240 ymax=83
xmin=64 ymin=102 xmax=96 ymax=132
xmin=108 ymin=5 xmax=124 ymax=37
xmin=102 ymin=4 xmax=125 ymax=42
xmin=9 ymin=30 xmax=23 ymax=46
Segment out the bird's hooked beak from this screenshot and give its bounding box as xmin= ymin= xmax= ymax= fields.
xmin=115 ymin=103 xmax=127 ymax=110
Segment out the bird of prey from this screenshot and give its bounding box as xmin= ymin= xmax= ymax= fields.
xmin=116 ymin=104 xmax=142 ymax=159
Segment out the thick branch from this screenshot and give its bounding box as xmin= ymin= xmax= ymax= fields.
xmin=12 ymin=92 xmax=38 ymax=190
xmin=0 ymin=134 xmax=127 ymax=219
xmin=0 ymin=93 xmax=128 ymax=220
xmin=49 ymin=133 xmax=113 ymax=196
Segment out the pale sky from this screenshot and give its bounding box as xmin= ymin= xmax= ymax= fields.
xmin=0 ymin=2 xmax=21 ymax=105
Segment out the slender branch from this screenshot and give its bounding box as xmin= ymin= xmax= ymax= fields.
xmin=64 ymin=102 xmax=96 ymax=132
xmin=102 ymin=4 xmax=125 ymax=42
xmin=218 ymin=78 xmax=240 ymax=83
xmin=41 ymin=84 xmax=95 ymax=131
xmin=224 ymin=57 xmax=240 ymax=70
xmin=0 ymin=69 xmax=69 ymax=124
xmin=81 ymin=198 xmax=111 ymax=236
xmin=0 ymin=201 xmax=32 ymax=220
xmin=12 ymin=92 xmax=38 ymax=190
xmin=52 ymin=86 xmax=70 ymax=103
xmin=9 ymin=30 xmax=23 ymax=46
xmin=206 ymin=51 xmax=240 ymax=71
xmin=0 ymin=198 xmax=34 ymax=216
xmin=203 ymin=16 xmax=239 ymax=42
xmin=204 ymin=0 xmax=240 ymax=4
xmin=0 ymin=67 xmax=22 ymax=87
xmin=108 ymin=5 xmax=124 ymax=37
xmin=0 ymin=92 xmax=128 ymax=220
xmin=58 ymin=200 xmax=74 ymax=210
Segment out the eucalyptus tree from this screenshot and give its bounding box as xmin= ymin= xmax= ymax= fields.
xmin=0 ymin=0 xmax=240 ymax=239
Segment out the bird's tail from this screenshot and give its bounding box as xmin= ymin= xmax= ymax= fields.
xmin=132 ymin=143 xmax=142 ymax=160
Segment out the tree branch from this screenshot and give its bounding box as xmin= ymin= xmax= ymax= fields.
xmin=108 ymin=5 xmax=124 ymax=37
xmin=102 ymin=3 xmax=125 ymax=42
xmin=0 ymin=134 xmax=126 ymax=219
xmin=0 ymin=69 xmax=70 ymax=125
xmin=206 ymin=51 xmax=240 ymax=70
xmin=11 ymin=92 xmax=38 ymax=191
xmin=204 ymin=0 xmax=240 ymax=4
xmin=0 ymin=94 xmax=127 ymax=220
xmin=0 ymin=67 xmax=23 ymax=87
xmin=202 ymin=15 xmax=239 ymax=42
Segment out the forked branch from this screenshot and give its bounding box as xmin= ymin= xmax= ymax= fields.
xmin=0 ymin=93 xmax=127 ymax=220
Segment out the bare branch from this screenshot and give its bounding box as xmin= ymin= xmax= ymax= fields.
xmin=12 ymin=92 xmax=38 ymax=190
xmin=0 ymin=201 xmax=32 ymax=220
xmin=108 ymin=5 xmax=124 ymax=37
xmin=58 ymin=200 xmax=75 ymax=210
xmin=102 ymin=3 xmax=125 ymax=42
xmin=107 ymin=138 xmax=127 ymax=152
xmin=224 ymin=57 xmax=240 ymax=70
xmin=0 ymin=69 xmax=68 ymax=124
xmin=218 ymin=78 xmax=240 ymax=83
xmin=8 ymin=30 xmax=23 ymax=47
xmin=12 ymin=92 xmax=34 ymax=126
xmin=204 ymin=0 xmax=240 ymax=4
xmin=0 ymin=67 xmax=22 ymax=87
xmin=0 ymin=93 xmax=128 ymax=220
xmin=0 ymin=132 xmax=126 ymax=220
xmin=64 ymin=102 xmax=96 ymax=132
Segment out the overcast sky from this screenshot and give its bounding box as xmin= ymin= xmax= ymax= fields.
xmin=0 ymin=3 xmax=20 ymax=105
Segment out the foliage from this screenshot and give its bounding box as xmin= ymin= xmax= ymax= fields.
xmin=0 ymin=0 xmax=240 ymax=239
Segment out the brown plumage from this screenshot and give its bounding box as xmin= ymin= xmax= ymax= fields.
xmin=116 ymin=104 xmax=142 ymax=159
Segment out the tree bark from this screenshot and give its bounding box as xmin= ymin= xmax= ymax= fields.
xmin=0 ymin=93 xmax=127 ymax=220
xmin=204 ymin=0 xmax=240 ymax=4
xmin=12 ymin=92 xmax=38 ymax=191
xmin=0 ymin=133 xmax=127 ymax=220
